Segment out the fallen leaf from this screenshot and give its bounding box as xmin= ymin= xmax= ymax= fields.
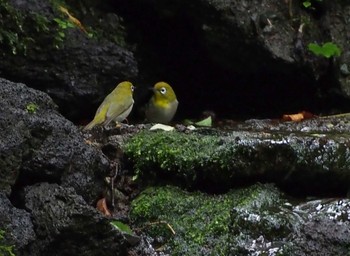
xmin=195 ymin=116 xmax=212 ymax=127
xmin=150 ymin=124 xmax=175 ymax=131
xmin=282 ymin=111 xmax=315 ymax=122
xmin=111 ymin=221 xmax=140 ymax=245
xmin=96 ymin=197 xmax=111 ymax=216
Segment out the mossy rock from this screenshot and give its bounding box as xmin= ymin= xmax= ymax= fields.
xmin=130 ymin=183 xmax=295 ymax=255
xmin=124 ymin=129 xmax=350 ymax=195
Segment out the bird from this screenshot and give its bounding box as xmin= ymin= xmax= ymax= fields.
xmin=145 ymin=81 xmax=178 ymax=124
xmin=84 ymin=81 xmax=135 ymax=130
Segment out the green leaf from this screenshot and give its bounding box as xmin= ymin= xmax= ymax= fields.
xmin=66 ymin=21 xmax=75 ymax=28
xmin=303 ymin=1 xmax=312 ymax=8
xmin=322 ymin=42 xmax=341 ymax=57
xmin=308 ymin=42 xmax=341 ymax=58
xmin=110 ymin=221 xmax=133 ymax=235
xmin=58 ymin=31 xmax=65 ymax=38
xmin=195 ymin=116 xmax=212 ymax=127
xmin=53 ymin=18 xmax=65 ymax=26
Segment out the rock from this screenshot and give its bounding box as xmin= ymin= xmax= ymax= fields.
xmin=0 ymin=78 xmax=109 ymax=204
xmin=0 ymin=78 xmax=125 ymax=255
xmin=111 ymin=0 xmax=350 ymax=119
xmin=0 ymin=0 xmax=138 ymax=122
xmin=287 ymin=199 xmax=350 ymax=256
xmin=0 ymin=192 xmax=36 ymax=254
xmin=129 ymin=184 xmax=350 ymax=255
xmin=23 ymin=183 xmax=126 ymax=256
xmin=124 ymin=118 xmax=350 ymax=196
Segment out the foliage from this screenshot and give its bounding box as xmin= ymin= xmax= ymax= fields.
xmin=53 ymin=17 xmax=76 ymax=46
xmin=0 ymin=0 xmax=66 ymax=55
xmin=308 ymin=42 xmax=341 ymax=58
xmin=0 ymin=230 xmax=15 ymax=256
xmin=302 ymin=0 xmax=322 ymax=9
xmin=0 ymin=1 xmax=129 ymax=55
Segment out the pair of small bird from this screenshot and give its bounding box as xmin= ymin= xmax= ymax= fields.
xmin=84 ymin=81 xmax=178 ymax=130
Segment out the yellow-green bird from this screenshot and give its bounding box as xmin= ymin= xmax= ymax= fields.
xmin=145 ymin=81 xmax=178 ymax=124
xmin=84 ymin=81 xmax=135 ymax=130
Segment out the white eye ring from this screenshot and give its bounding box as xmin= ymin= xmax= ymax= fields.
xmin=160 ymin=87 xmax=167 ymax=94
xmin=131 ymin=85 xmax=135 ymax=91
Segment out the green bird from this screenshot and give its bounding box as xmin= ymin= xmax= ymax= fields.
xmin=145 ymin=82 xmax=178 ymax=124
xmin=84 ymin=81 xmax=134 ymax=130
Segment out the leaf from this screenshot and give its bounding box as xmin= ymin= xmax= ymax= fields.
xmin=308 ymin=42 xmax=341 ymax=58
xmin=110 ymin=221 xmax=133 ymax=235
xmin=96 ymin=197 xmax=111 ymax=216
xmin=111 ymin=221 xmax=140 ymax=245
xmin=303 ymin=1 xmax=312 ymax=8
xmin=150 ymin=124 xmax=175 ymax=131
xmin=195 ymin=116 xmax=212 ymax=127
xmin=59 ymin=6 xmax=88 ymax=34
xmin=282 ymin=111 xmax=315 ymax=122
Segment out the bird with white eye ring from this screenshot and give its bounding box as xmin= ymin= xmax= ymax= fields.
xmin=145 ymin=82 xmax=178 ymax=124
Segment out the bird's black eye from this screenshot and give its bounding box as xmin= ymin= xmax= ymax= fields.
xmin=160 ymin=87 xmax=167 ymax=94
xmin=131 ymin=85 xmax=135 ymax=91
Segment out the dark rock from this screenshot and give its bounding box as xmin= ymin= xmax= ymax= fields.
xmin=111 ymin=0 xmax=350 ymax=119
xmin=0 ymin=192 xmax=36 ymax=254
xmin=23 ymin=183 xmax=126 ymax=256
xmin=0 ymin=78 xmax=128 ymax=255
xmin=0 ymin=78 xmax=109 ymax=204
xmin=0 ymin=0 xmax=138 ymax=122
xmin=291 ymin=199 xmax=350 ymax=256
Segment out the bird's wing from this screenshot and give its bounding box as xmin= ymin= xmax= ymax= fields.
xmin=104 ymin=98 xmax=134 ymax=125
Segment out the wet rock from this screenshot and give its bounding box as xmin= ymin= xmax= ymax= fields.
xmin=290 ymin=199 xmax=350 ymax=256
xmin=124 ymin=119 xmax=350 ymax=196
xmin=129 ymin=184 xmax=350 ymax=256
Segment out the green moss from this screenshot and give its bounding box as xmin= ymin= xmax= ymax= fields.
xmin=130 ymin=184 xmax=286 ymax=255
xmin=124 ymin=130 xmax=237 ymax=184
xmin=0 ymin=230 xmax=15 ymax=256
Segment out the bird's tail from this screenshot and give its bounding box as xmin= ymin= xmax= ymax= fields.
xmin=83 ymin=120 xmax=97 ymax=130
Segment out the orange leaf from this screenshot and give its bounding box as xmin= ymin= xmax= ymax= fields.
xmin=96 ymin=197 xmax=111 ymax=216
xmin=282 ymin=111 xmax=315 ymax=122
xmin=59 ymin=6 xmax=88 ymax=34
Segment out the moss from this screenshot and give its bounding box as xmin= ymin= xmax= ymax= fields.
xmin=0 ymin=230 xmax=15 ymax=256
xmin=125 ymin=130 xmax=350 ymax=195
xmin=124 ymin=130 xmax=235 ymax=185
xmin=124 ymin=130 xmax=297 ymax=189
xmin=130 ymin=184 xmax=287 ymax=255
